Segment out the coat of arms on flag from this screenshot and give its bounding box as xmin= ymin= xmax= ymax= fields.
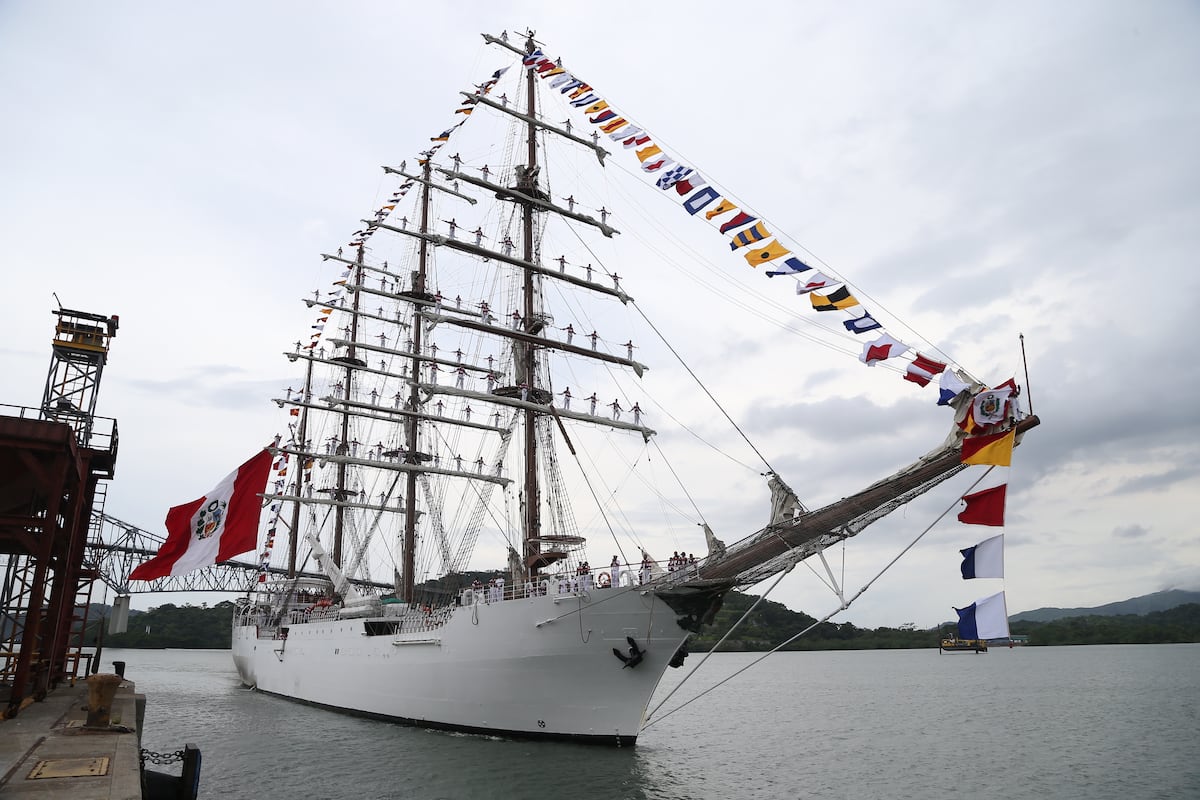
xmin=194 ymin=500 xmax=227 ymax=539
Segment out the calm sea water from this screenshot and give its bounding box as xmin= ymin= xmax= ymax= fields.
xmin=107 ymin=644 xmax=1199 ymax=800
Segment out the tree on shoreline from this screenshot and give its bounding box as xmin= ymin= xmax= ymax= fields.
xmin=91 ymin=596 xmax=1200 ymax=650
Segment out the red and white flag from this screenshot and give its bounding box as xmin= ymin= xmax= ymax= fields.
xmin=129 ymin=449 xmax=273 ymax=581
xmin=860 ymin=334 xmax=910 ymax=366
xmin=903 ymin=353 xmax=948 ymax=386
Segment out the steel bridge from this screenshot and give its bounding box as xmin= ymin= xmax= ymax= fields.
xmin=89 ymin=511 xmax=391 ymax=595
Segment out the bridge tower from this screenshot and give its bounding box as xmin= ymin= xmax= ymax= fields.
xmin=0 ymin=306 xmax=119 ymax=717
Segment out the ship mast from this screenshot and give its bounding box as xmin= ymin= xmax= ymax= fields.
xmin=288 ymin=354 xmax=314 ymax=578
xmin=400 ymin=161 xmax=434 ymax=603
xmin=520 ymin=34 xmax=542 ymax=575
xmin=333 ymin=244 xmax=365 ymax=567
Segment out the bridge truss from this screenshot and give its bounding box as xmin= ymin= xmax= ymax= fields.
xmin=89 ymin=512 xmax=390 ymax=595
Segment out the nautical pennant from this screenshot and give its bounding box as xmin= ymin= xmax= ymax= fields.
xmin=904 ymin=353 xmax=948 ymax=386
xmin=860 ymin=333 xmax=909 ymax=364
xmin=766 ymin=257 xmax=812 ymax=277
xmin=704 ymin=200 xmax=738 ymax=220
xmin=957 ymin=485 xmax=1008 ymax=527
xmin=674 ymin=173 xmax=707 ymax=195
xmin=843 ymin=311 xmax=882 ymax=333
xmin=939 ymin=370 xmax=972 ymax=406
xmin=636 ymin=144 xmax=664 ymax=162
xmin=954 ymin=591 xmax=1009 ymax=639
xmin=743 ymin=240 xmax=792 ymax=266
xmin=682 ymin=186 xmax=721 ymax=215
xmin=811 ymin=286 xmax=861 ymax=312
xmin=543 ymin=45 xmax=968 ymax=394
xmin=719 ymin=212 xmax=758 ymax=234
xmin=960 ymin=534 xmax=1005 ymax=578
xmin=729 ymin=222 xmax=770 ymax=250
xmin=656 ymin=165 xmax=694 ymax=191
xmin=960 ymin=429 xmax=1015 ymax=466
xmin=794 ymin=271 xmax=834 ymax=294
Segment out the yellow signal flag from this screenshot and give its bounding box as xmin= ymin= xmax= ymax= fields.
xmin=961 ymin=429 xmax=1016 ymax=466
xmin=704 ymin=199 xmax=738 ymax=220
xmin=635 ymin=144 xmax=663 ymax=163
xmin=729 ymin=222 xmax=769 ymax=250
xmin=809 ymin=286 xmax=861 ymax=310
xmin=743 ymin=240 xmax=794 ymax=267
xmin=585 ymin=100 xmax=609 ymax=114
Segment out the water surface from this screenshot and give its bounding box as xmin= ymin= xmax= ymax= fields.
xmin=109 ymin=644 xmax=1199 ymax=799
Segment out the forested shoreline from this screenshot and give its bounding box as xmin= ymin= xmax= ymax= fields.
xmin=92 ymin=595 xmax=1200 ymax=650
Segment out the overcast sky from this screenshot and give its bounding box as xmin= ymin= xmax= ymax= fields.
xmin=2 ymin=1 xmax=1197 ymax=628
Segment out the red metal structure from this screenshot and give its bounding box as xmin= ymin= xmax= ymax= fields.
xmin=0 ymin=308 xmax=118 ymax=717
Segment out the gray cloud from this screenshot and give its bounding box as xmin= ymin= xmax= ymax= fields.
xmin=1113 ymin=524 xmax=1150 ymax=540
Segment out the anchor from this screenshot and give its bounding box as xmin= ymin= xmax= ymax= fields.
xmin=612 ymin=636 xmax=644 ymax=669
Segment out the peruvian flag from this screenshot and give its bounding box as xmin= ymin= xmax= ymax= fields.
xmin=130 ymin=449 xmax=273 ymax=581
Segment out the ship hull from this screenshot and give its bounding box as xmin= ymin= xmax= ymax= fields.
xmin=232 ymin=585 xmax=702 ymax=744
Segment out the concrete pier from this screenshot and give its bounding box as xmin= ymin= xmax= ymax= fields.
xmin=0 ymin=678 xmax=145 ymax=798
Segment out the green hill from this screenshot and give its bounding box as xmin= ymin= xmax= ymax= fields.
xmin=86 ymin=589 xmax=1200 ymax=651
xmin=1010 ymin=589 xmax=1200 ymax=622
xmin=100 ymin=601 xmax=238 ymax=649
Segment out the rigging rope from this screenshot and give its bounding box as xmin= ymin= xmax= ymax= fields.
xmin=641 ymin=466 xmax=996 ymax=731
xmin=645 ymin=562 xmax=795 ymax=722
xmin=631 ymin=299 xmax=778 ymax=476
xmin=563 ymin=427 xmax=633 ymax=568
xmin=594 ymin=103 xmax=980 ymax=385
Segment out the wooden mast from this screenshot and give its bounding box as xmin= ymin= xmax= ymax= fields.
xmin=520 ymin=33 xmax=542 ymax=576
xmin=288 ymin=354 xmax=314 ymax=578
xmin=401 ymin=160 xmax=434 ymax=603
xmin=332 ymin=244 xmax=365 ymax=567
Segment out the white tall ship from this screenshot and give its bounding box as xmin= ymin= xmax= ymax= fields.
xmin=231 ymin=30 xmax=1038 ymax=745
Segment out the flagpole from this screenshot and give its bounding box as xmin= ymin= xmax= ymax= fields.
xmin=1019 ymin=333 xmax=1033 ymax=415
